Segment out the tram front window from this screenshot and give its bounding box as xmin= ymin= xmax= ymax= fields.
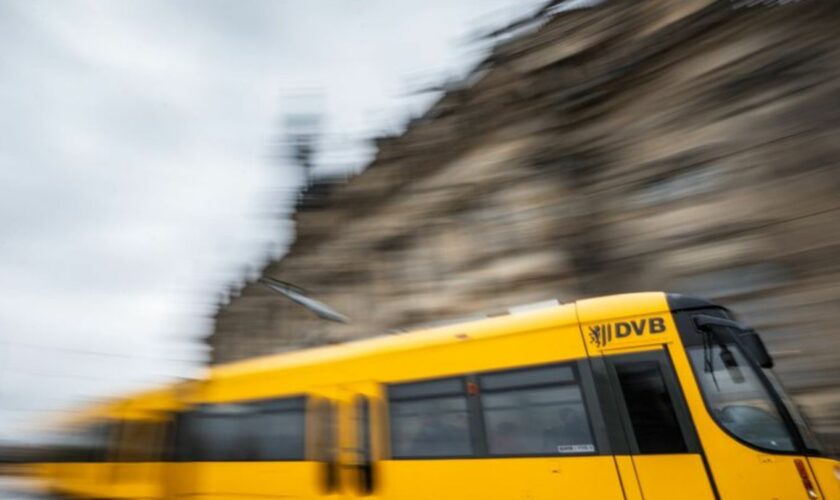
xmin=763 ymin=367 xmax=823 ymax=453
xmin=687 ymin=344 xmax=796 ymax=452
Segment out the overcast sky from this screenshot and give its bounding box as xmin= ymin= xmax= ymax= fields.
xmin=0 ymin=0 xmax=552 ymax=442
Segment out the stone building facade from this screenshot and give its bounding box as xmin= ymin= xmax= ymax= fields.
xmin=207 ymin=0 xmax=840 ymax=451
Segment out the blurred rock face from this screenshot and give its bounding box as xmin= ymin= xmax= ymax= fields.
xmin=208 ymin=1 xmax=840 ymax=452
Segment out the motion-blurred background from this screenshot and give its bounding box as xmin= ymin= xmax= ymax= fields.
xmin=1 ymin=0 xmax=839 ymax=481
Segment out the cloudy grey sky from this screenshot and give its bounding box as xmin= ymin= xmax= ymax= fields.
xmin=0 ymin=0 xmax=549 ymax=441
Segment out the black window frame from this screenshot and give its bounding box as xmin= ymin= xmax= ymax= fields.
xmin=174 ymin=395 xmax=307 ymax=462
xmin=477 ymin=361 xmax=601 ymax=458
xmin=385 ymin=360 xmax=610 ymax=460
xmin=386 ymin=375 xmax=476 ymax=460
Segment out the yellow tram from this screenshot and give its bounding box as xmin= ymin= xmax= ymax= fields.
xmin=36 ymin=387 xmax=181 ymax=499
xmin=34 ymin=292 xmax=840 ymax=499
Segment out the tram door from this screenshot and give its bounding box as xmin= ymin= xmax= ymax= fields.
xmin=598 ymin=348 xmax=716 ymax=500
xmin=334 ymin=382 xmax=382 ymax=500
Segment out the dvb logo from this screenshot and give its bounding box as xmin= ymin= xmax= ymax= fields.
xmin=588 ymin=317 xmax=666 ymax=348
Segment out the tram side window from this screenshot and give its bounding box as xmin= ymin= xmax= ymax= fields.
xmin=480 ymin=364 xmax=596 ymax=456
xmin=388 ymin=377 xmax=473 ymax=458
xmin=176 ymin=397 xmax=306 ymax=461
xmin=115 ymin=420 xmax=162 ymax=462
xmin=250 ymin=398 xmax=306 ymax=460
xmin=62 ymin=422 xmax=112 ymax=462
xmin=180 ymin=406 xmax=251 ymax=461
xmin=84 ymin=422 xmax=113 ymax=462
